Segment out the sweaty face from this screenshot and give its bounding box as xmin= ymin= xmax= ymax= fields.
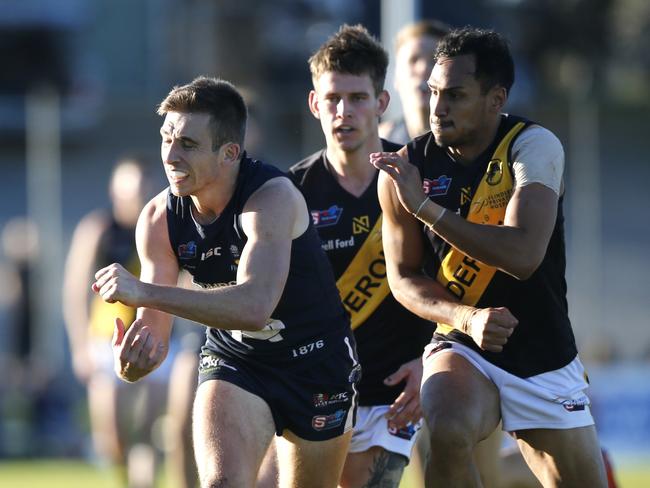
xmin=394 ymin=35 xmax=439 ymax=111
xmin=311 ymin=72 xmax=387 ymax=155
xmin=428 ymin=54 xmax=492 ymax=149
xmin=160 ymin=112 xmax=221 ymax=197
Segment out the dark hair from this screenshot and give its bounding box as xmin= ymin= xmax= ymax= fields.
xmin=157 ymin=76 xmax=247 ymax=149
xmin=394 ymin=19 xmax=450 ymax=52
xmin=309 ymin=24 xmax=388 ymax=96
xmin=435 ymin=27 xmax=514 ymax=94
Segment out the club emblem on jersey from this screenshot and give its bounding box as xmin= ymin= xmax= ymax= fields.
xmin=229 ymin=244 xmax=240 ymax=258
xmin=423 ymin=175 xmax=452 ymax=196
xmin=178 ymin=241 xmax=197 ymax=259
xmin=311 ymin=205 xmax=343 ymax=227
xmin=352 ymin=215 xmax=370 ymax=234
xmin=486 ymin=159 xmax=503 ymax=186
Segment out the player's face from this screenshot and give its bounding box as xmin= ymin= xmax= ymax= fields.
xmin=310 ymin=72 xmax=388 ymax=155
xmin=428 ymin=54 xmax=497 ymax=149
xmin=394 ymin=35 xmax=439 ymax=111
xmin=160 ymin=112 xmax=222 ymax=197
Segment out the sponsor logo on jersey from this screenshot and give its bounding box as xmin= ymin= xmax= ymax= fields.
xmin=198 ymin=354 xmax=237 ymax=374
xmin=312 ymin=409 xmax=346 ymax=431
xmin=561 ymin=397 xmax=589 ymax=412
xmin=321 ymin=236 xmax=355 ymax=251
xmin=423 ymin=175 xmax=452 ymax=196
xmin=352 ymin=215 xmax=370 ymax=234
xmin=313 ymin=392 xmax=349 ymax=408
xmin=178 ymin=241 xmax=197 ymax=259
xmin=388 ymin=423 xmax=418 ymax=440
xmin=311 ymin=205 xmax=343 ymax=227
xmin=460 ymin=186 xmax=472 ymax=206
xmin=200 ymin=246 xmax=222 ymax=261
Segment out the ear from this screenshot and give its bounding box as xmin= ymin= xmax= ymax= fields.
xmin=376 ymin=89 xmax=390 ymax=117
xmin=308 ymin=90 xmax=321 ymax=119
xmin=221 ymin=142 xmax=241 ymax=164
xmin=489 ymin=86 xmax=507 ymax=113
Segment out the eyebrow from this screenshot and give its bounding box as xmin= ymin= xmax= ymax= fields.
xmin=427 ymin=82 xmax=466 ymax=92
xmin=160 ymin=127 xmax=199 ymax=145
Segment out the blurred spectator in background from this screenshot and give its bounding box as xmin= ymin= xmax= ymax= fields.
xmin=379 ymin=19 xmax=449 ymax=145
xmin=0 ymin=217 xmax=53 ymax=456
xmin=63 ymin=157 xmax=168 ymax=488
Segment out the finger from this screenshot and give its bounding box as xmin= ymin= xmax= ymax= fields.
xmin=135 ymin=332 xmax=156 ymax=366
xmin=384 ymin=366 xmax=408 ymax=386
xmin=112 ymin=317 xmax=126 ymax=347
xmin=492 ymin=308 xmax=519 ymax=327
xmin=127 ymin=327 xmax=151 ymax=363
xmin=149 ymin=341 xmax=167 ymax=365
xmin=385 ymin=391 xmax=407 ymax=418
xmin=389 ymin=401 xmax=418 ymax=430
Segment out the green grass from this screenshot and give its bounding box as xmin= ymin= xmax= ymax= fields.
xmin=0 ymin=459 xmax=648 ymax=487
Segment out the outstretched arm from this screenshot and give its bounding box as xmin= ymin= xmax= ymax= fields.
xmin=93 ymin=177 xmax=306 ymax=333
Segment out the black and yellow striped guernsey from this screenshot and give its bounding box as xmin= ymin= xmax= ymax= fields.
xmin=408 ymin=114 xmax=577 ymax=378
xmin=290 ymin=140 xmax=435 ymax=406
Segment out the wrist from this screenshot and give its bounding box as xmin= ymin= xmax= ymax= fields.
xmin=452 ymin=305 xmax=477 ymax=335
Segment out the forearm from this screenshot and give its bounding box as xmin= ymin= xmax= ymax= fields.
xmin=414 ymin=200 xmax=536 ymax=279
xmin=138 ymin=281 xmax=269 ymax=331
xmin=389 ymin=268 xmax=472 ymax=331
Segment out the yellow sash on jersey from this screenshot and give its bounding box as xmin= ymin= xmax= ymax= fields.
xmin=435 ymin=122 xmax=526 ymax=334
xmin=336 ymin=216 xmax=390 ymax=330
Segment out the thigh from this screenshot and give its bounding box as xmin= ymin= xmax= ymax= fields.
xmin=193 ymin=379 xmax=275 ymax=488
xmin=276 ymin=429 xmax=351 ymax=488
xmin=421 ymin=348 xmax=500 ymax=442
xmin=340 ymin=446 xmax=406 ymax=488
xmin=514 ymin=426 xmax=607 ymax=488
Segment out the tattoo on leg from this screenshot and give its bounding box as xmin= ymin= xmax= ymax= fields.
xmin=364 ymin=450 xmax=407 ymax=488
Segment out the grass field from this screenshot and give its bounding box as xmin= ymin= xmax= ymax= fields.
xmin=0 ymin=459 xmax=648 ymax=488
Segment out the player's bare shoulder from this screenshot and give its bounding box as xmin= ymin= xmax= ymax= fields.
xmin=136 ymin=189 xmax=174 ymax=257
xmin=245 ymin=176 xmax=309 ymax=239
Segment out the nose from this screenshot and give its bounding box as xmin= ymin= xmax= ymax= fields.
xmin=430 ymin=92 xmax=447 ymax=118
xmin=162 ymin=139 xmax=180 ymax=166
xmin=336 ymin=98 xmax=351 ymax=119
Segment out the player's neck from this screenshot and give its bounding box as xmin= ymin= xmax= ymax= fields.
xmin=325 ymin=139 xmax=381 ymax=197
xmin=190 ymin=163 xmax=240 ymax=225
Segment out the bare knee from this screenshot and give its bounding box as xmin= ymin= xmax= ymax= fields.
xmin=426 ymin=417 xmax=475 ymax=463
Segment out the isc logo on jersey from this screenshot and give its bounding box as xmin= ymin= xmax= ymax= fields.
xmin=312 ymin=409 xmax=346 ymax=431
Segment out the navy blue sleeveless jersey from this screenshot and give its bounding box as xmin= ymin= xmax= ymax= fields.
xmin=166 ymin=155 xmax=352 ymax=366
xmin=289 ymin=140 xmax=435 ymax=406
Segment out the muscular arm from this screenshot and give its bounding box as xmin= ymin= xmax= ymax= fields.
xmin=378 ymin=171 xmax=517 ymax=352
xmin=378 ymin=169 xmax=459 ymax=325
xmin=372 ymin=145 xmax=559 ymax=280
xmin=94 ymin=178 xmax=305 ymax=332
